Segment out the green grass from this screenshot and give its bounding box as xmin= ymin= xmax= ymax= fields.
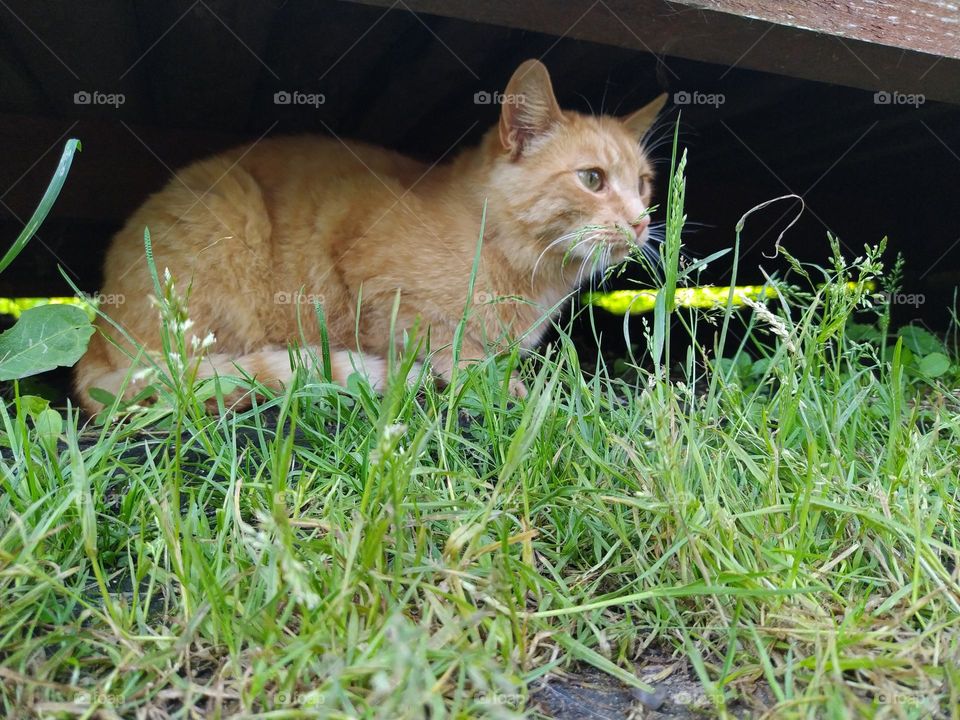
xmin=2 ymin=149 xmax=959 ymax=719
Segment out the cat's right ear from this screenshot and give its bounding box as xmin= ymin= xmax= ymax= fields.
xmin=622 ymin=93 xmax=669 ymax=141
xmin=498 ymin=59 xmax=562 ymax=159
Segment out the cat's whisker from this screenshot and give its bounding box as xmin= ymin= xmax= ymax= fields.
xmin=596 ymin=245 xmax=613 ymax=289
xmin=574 ymin=240 xmax=608 ymax=287
xmin=576 ymin=91 xmax=596 ymax=116
xmin=587 ymin=248 xmax=600 ymax=291
xmin=642 ymin=137 xmax=678 ymax=156
xmin=641 ymin=128 xmax=680 ymax=156
xmin=567 ymin=235 xmax=598 ymax=263
xmin=596 ymin=244 xmax=615 ymax=288
xmin=565 ymin=233 xmax=597 ymax=266
xmin=576 ymin=253 xmax=590 ymax=286
xmin=639 ymin=242 xmax=666 ymax=281
xmin=533 ymin=232 xmax=601 ymax=286
xmin=569 ymin=246 xmax=585 ymax=285
xmin=531 ymin=233 xmax=578 ymax=285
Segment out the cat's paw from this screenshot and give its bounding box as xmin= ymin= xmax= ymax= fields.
xmin=508 ymin=375 xmax=528 ymax=399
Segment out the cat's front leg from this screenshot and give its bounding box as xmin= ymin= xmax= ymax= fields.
xmin=424 ymin=332 xmax=526 ymax=398
xmin=507 ymin=375 xmax=529 ymax=398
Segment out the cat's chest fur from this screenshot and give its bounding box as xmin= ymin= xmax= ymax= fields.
xmin=518 ymin=286 xmax=571 ymax=349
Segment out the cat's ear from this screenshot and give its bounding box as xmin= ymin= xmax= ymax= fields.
xmin=622 ymin=93 xmax=668 ymax=141
xmin=498 ymin=59 xmax=563 ymax=158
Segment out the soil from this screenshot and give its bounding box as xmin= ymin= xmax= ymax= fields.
xmin=532 ymin=650 xmax=773 ymax=719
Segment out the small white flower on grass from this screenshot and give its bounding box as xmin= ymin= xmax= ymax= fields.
xmin=190 ymin=332 xmax=217 ymax=351
xmin=167 ymin=352 xmax=184 ymax=372
xmin=131 ymin=366 xmax=156 ymax=383
xmin=743 ymin=297 xmax=797 ymax=353
xmin=370 ymin=423 xmax=408 ymax=465
xmin=383 ymin=423 xmax=406 ymax=441
xmin=277 ymin=551 xmax=322 ymax=611
xmin=244 ymin=510 xmax=322 ymax=611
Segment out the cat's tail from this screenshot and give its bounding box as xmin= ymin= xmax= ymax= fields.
xmin=75 ymin=338 xmax=416 ymax=413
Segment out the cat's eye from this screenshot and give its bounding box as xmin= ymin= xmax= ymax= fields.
xmin=638 ymin=175 xmax=651 ymax=195
xmin=577 ymin=168 xmax=605 ymax=192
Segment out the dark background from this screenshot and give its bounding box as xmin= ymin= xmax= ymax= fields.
xmin=1 ymin=0 xmax=958 ymax=338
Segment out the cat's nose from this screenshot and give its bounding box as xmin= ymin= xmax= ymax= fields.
xmin=631 ymin=215 xmax=650 ymax=237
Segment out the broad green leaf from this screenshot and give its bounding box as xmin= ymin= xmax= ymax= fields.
xmin=898 ymin=326 xmax=943 ymax=356
xmin=19 ymin=394 xmax=51 ymax=417
xmin=0 ymin=304 xmax=93 ymax=381
xmin=918 ymin=352 xmax=951 ymax=378
xmin=846 ymin=321 xmax=883 ymax=345
xmin=900 ymin=347 xmax=915 ymax=368
xmin=750 ymin=358 xmax=773 ymax=378
xmin=34 ymin=407 xmax=63 ymax=444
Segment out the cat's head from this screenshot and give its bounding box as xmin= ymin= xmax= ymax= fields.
xmin=484 ymin=59 xmax=666 ymax=280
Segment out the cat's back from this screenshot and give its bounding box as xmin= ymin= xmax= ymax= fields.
xmin=116 ymin=133 xmax=428 ymax=234
xmin=104 ymin=134 xmax=430 ymax=273
xmin=236 ymin=134 xmax=429 ymax=191
xmin=94 ymin=132 xmax=434 ymax=363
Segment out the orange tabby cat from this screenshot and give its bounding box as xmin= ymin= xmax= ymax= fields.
xmin=74 ymin=59 xmax=666 ymax=412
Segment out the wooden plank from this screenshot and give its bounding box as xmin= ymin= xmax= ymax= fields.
xmin=342 ymin=0 xmax=960 ymax=104
xmin=688 ymin=0 xmax=960 ymax=59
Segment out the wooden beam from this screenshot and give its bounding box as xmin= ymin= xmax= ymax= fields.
xmin=342 ymin=0 xmax=960 ymax=104
xmin=689 ymin=1 xmax=960 ymax=60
